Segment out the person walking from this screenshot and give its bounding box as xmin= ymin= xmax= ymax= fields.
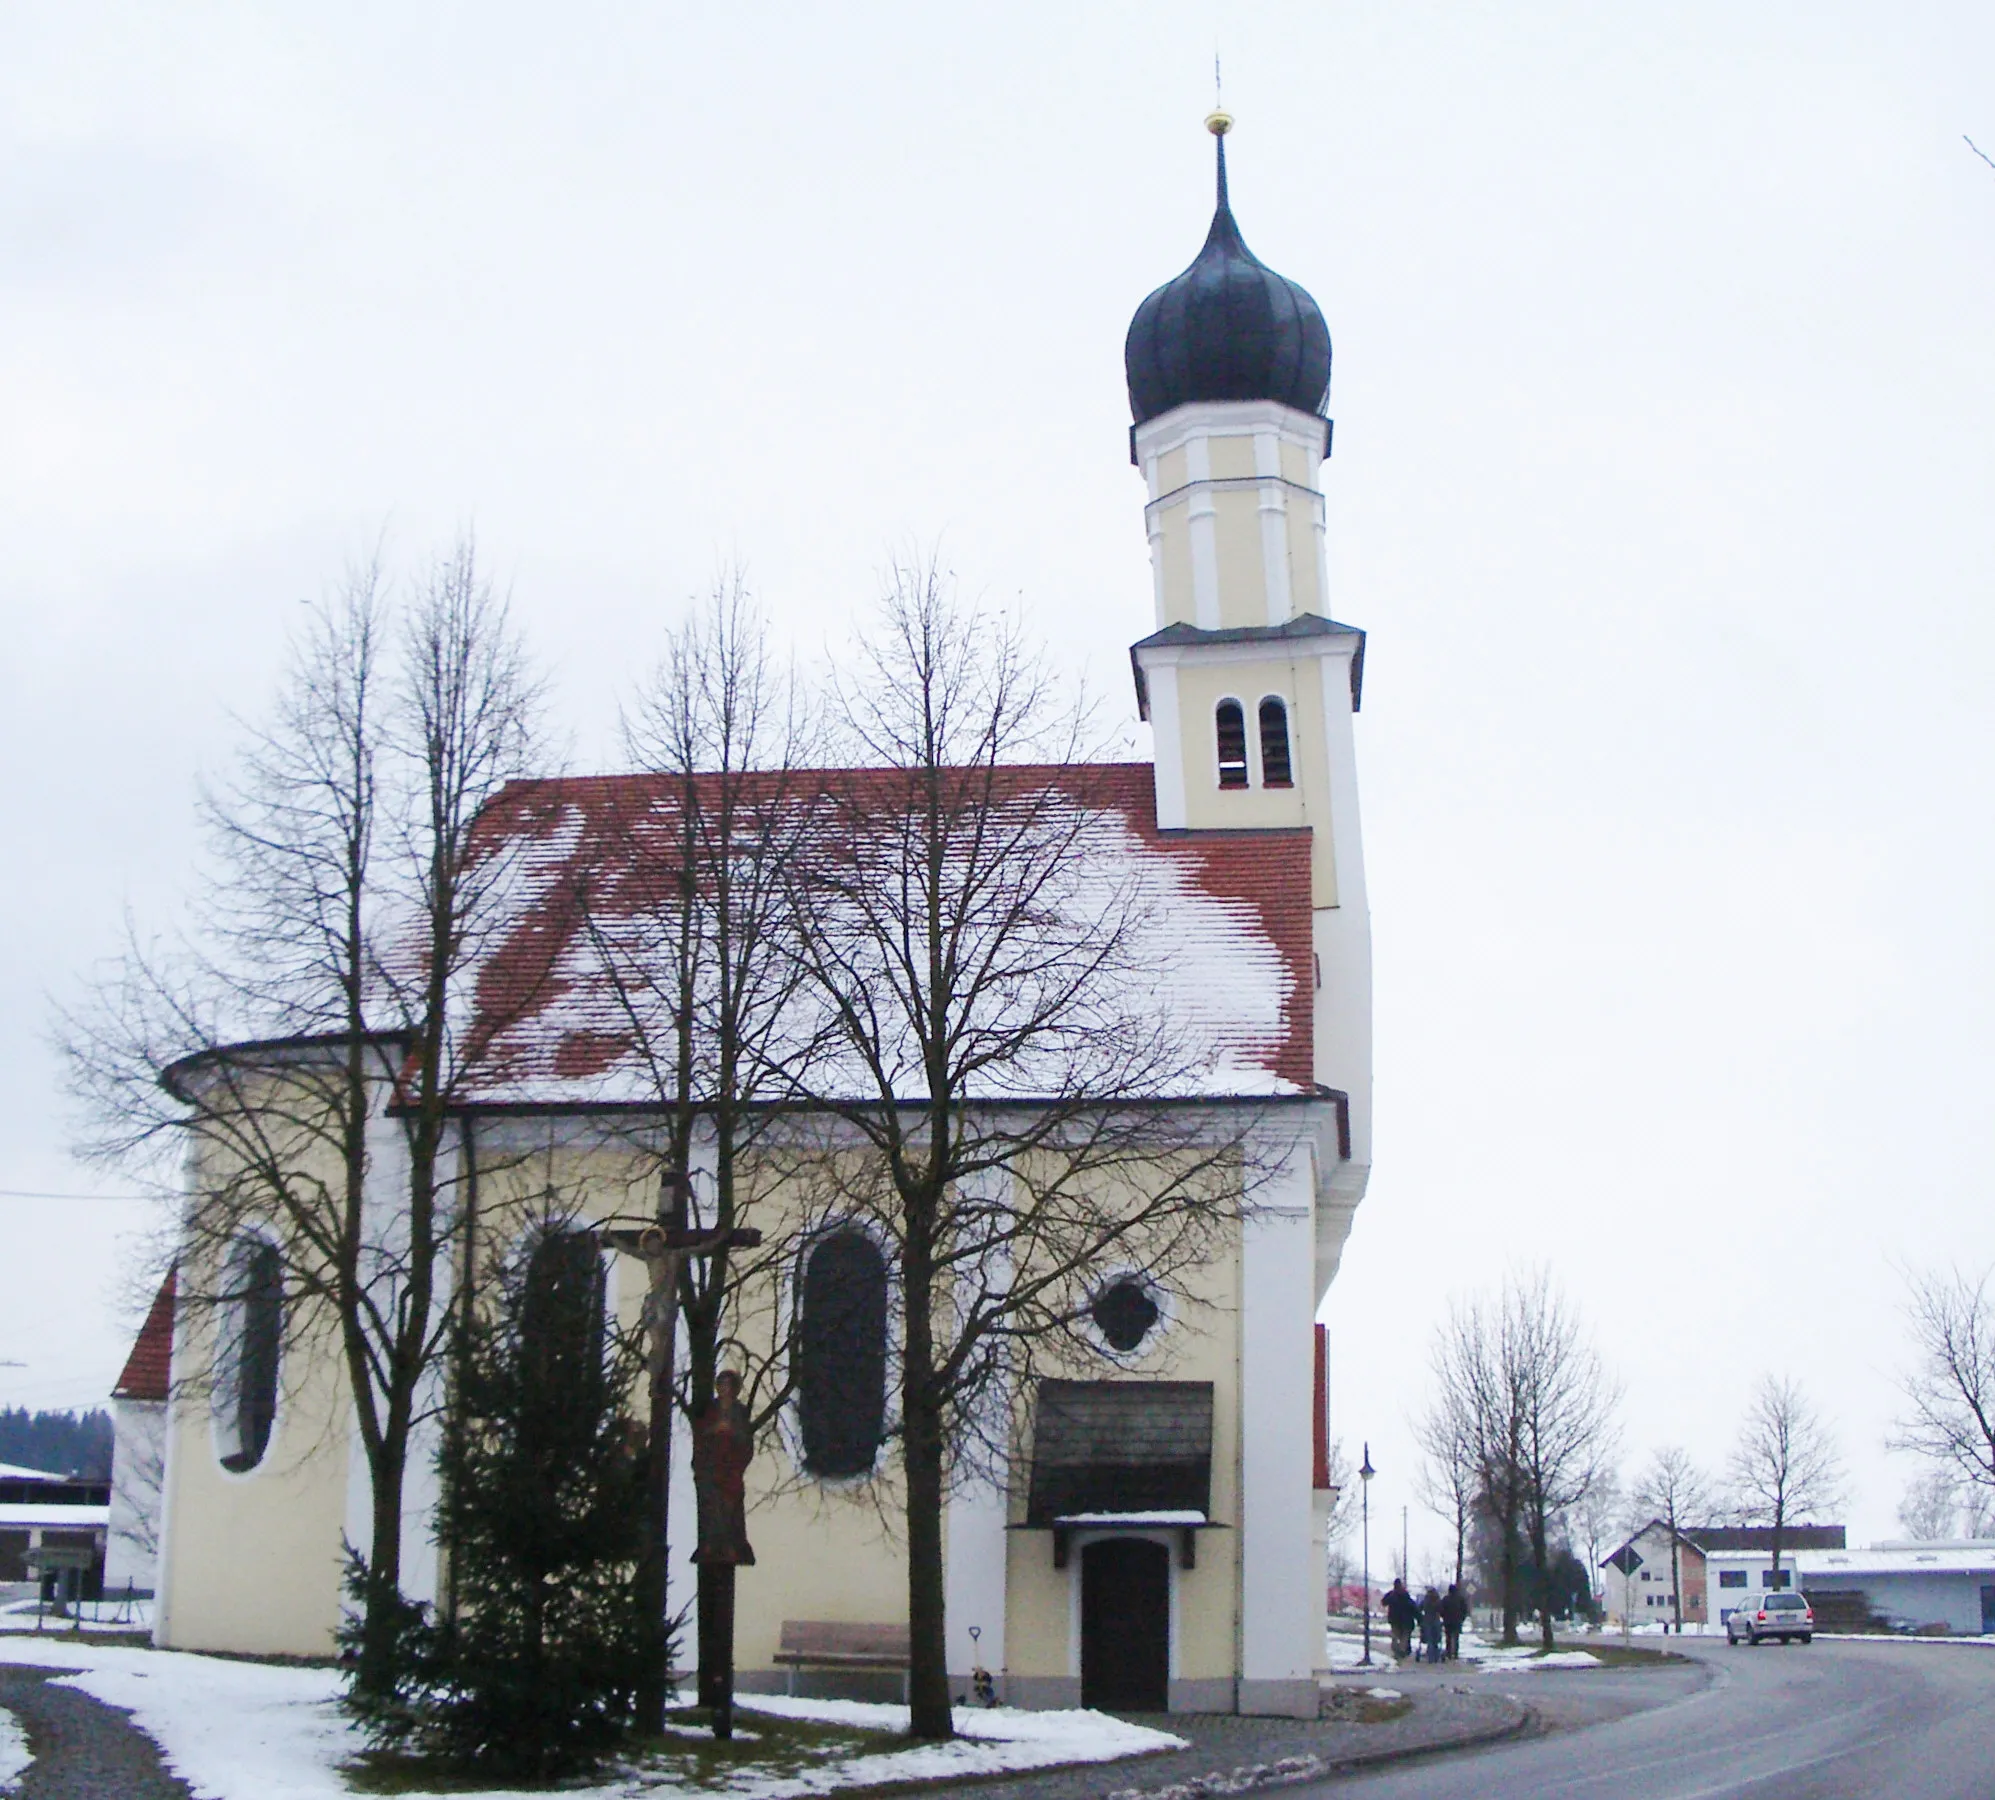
xmin=1383 ymin=1577 xmax=1419 ymax=1662
xmin=1440 ymin=1582 xmax=1469 ymax=1661
xmin=1418 ymin=1587 xmax=1444 ymax=1664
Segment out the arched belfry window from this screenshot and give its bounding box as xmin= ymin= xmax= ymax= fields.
xmin=797 ymin=1229 xmax=888 ymax=1479
xmin=1259 ymin=697 xmax=1293 ymax=788
xmin=217 ymin=1236 xmax=281 ymax=1473
xmin=1215 ymin=701 xmax=1249 ymax=789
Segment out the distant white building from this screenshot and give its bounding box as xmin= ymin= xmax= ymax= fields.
xmin=0 ymin=1462 xmax=111 ymax=1598
xmin=1602 ymin=1523 xmax=1846 ymax=1631
xmin=105 ymin=1271 xmax=174 ymax=1595
xmin=1707 ymin=1542 xmax=1995 ymax=1637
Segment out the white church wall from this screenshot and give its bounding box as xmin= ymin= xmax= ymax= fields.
xmin=105 ymin=1397 xmax=165 ymax=1594
xmin=1238 ymin=1131 xmax=1321 ymax=1717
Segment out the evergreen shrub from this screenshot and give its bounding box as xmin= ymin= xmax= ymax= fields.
xmin=342 ymin=1222 xmax=655 ymax=1781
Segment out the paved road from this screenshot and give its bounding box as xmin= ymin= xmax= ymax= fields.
xmin=1307 ymin=1639 xmax=1995 ymax=1800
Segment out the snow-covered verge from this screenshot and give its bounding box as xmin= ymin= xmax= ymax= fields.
xmin=1814 ymin=1632 xmax=1995 ymax=1647
xmin=0 ymin=1705 xmax=31 ymax=1795
xmin=1322 ymin=1626 xmax=1396 ymax=1671
xmin=0 ymin=1635 xmax=1181 ymax=1799
xmin=0 ymin=1594 xmax=152 ymax=1634
xmin=1323 ymin=1624 xmax=1601 ymax=1674
xmin=1466 ymin=1647 xmax=1601 ymax=1671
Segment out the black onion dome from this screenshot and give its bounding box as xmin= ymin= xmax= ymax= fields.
xmin=1124 ymin=133 xmax=1331 ymax=427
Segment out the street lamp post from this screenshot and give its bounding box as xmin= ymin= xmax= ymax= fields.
xmin=1359 ymin=1443 xmax=1376 ymax=1668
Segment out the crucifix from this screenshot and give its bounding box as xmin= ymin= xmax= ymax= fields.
xmin=602 ymin=1174 xmax=760 ymax=1738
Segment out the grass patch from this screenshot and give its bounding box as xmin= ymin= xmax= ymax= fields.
xmin=346 ymin=1705 xmax=907 ymax=1794
xmin=1564 ymin=1643 xmax=1689 ymax=1669
xmin=1321 ymin=1688 xmax=1414 ymax=1725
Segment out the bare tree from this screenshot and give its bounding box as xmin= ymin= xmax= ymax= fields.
xmin=1727 ymin=1375 xmax=1844 ymax=1581
xmin=1570 ymin=1474 xmax=1622 ymax=1616
xmin=1892 ymin=1266 xmax=1995 ymax=1519
xmin=1431 ymin=1272 xmax=1618 ymax=1650
xmin=1415 ymin=1382 xmax=1478 ymax=1590
xmin=62 ymin=540 xmax=546 ymax=1699
xmin=1431 ymin=1293 xmax=1528 ymax=1643
xmin=1632 ymin=1447 xmax=1709 ymax=1634
xmin=1898 ymin=1469 xmax=1961 ymax=1542
xmin=780 ymin=563 xmax=1264 ymax=1738
xmin=1508 ymin=1272 xmax=1619 ymax=1651
xmin=574 ymin=575 xmax=821 ymax=1725
xmin=1321 ymin=1437 xmax=1356 ymax=1603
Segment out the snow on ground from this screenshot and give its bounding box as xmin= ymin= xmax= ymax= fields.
xmin=719 ymin=1695 xmax=1183 ymax=1795
xmin=1467 ymin=1648 xmax=1602 ymax=1671
xmin=0 ymin=1633 xmax=1181 ymax=1799
xmin=1324 ymin=1624 xmax=1604 ymax=1675
xmin=1322 ymin=1625 xmax=1397 ymax=1671
xmin=0 ymin=1705 xmax=31 ymax=1795
xmin=0 ymin=1594 xmax=152 ymax=1634
xmin=1814 ymin=1633 xmax=1995 ymax=1647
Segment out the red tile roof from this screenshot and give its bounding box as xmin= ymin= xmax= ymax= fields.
xmin=112 ymin=1270 xmax=175 ymax=1403
xmin=448 ymin=762 xmax=1317 ymax=1105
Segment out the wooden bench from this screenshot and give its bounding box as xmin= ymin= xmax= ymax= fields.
xmin=773 ymin=1620 xmax=911 ymax=1698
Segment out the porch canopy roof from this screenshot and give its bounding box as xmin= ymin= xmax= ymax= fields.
xmin=1024 ymin=1379 xmax=1214 ymax=1527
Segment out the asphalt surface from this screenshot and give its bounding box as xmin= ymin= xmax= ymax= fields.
xmin=1305 ymin=1637 xmax=1995 ymax=1800
xmin=0 ymin=1662 xmax=193 ymax=1800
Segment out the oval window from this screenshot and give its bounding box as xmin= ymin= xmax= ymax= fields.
xmin=218 ymin=1237 xmax=282 ymax=1473
xmin=797 ymin=1230 xmax=888 ymax=1479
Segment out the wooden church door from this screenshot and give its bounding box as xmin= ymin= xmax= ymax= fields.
xmin=1080 ymin=1537 xmax=1169 ymax=1711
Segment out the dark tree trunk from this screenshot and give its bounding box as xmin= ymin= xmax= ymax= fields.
xmin=356 ymin=1435 xmax=408 ymax=1696
xmin=634 ymin=1356 xmax=674 ymax=1731
xmin=1498 ymin=1513 xmax=1522 ymax=1647
xmin=901 ymin=1192 xmax=952 ymax=1742
xmin=1531 ymin=1508 xmax=1555 ymax=1653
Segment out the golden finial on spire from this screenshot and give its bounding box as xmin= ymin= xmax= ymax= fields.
xmin=1207 ymin=50 xmax=1232 ymax=136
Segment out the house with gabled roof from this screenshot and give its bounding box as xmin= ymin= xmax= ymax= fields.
xmin=148 ymin=113 xmax=1374 ymax=1719
xmin=106 ymin=1270 xmax=175 ymax=1595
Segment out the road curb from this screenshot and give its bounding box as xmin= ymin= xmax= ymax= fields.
xmin=1100 ymin=1694 xmax=1536 ymax=1800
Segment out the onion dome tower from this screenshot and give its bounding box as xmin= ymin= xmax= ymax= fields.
xmin=1125 ymin=113 xmax=1370 ymax=1252
xmin=1124 ymin=119 xmax=1332 ymax=432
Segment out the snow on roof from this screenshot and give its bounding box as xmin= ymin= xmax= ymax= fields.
xmin=1698 ymin=1541 xmax=1995 ymax=1577
xmin=112 ymin=1270 xmax=175 ymax=1403
xmin=1053 ymin=1510 xmax=1210 ymax=1527
xmin=447 ymin=763 xmax=1316 ymax=1108
xmin=0 ymin=1504 xmax=110 ymax=1528
xmin=0 ymin=1464 xmax=67 ymax=1484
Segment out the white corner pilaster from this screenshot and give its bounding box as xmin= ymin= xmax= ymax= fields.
xmin=1238 ymin=1133 xmax=1318 ymax=1714
xmin=945 ymin=1169 xmax=1011 ymax=1680
xmin=1185 ymin=436 xmax=1220 ymax=629
xmin=1146 ymin=661 xmax=1188 ymax=829
xmin=1255 ymin=433 xmax=1292 ymax=626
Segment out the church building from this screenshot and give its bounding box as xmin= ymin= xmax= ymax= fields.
xmin=142 ymin=114 xmax=1373 ymax=1719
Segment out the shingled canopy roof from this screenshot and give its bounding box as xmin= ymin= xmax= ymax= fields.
xmin=1025 ymin=1379 xmax=1215 ymax=1525
xmin=444 ymin=762 xmax=1317 ymax=1110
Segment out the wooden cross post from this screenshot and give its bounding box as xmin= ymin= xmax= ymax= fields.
xmin=603 ymin=1178 xmax=761 ymax=1737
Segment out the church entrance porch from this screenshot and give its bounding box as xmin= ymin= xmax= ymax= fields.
xmin=1081 ymin=1537 xmax=1169 ymax=1711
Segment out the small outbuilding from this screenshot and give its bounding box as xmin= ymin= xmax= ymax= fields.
xmin=1707 ymin=1542 xmax=1995 ymax=1636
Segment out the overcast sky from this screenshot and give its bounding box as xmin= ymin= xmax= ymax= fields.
xmin=3 ymin=2 xmax=1992 ymax=1564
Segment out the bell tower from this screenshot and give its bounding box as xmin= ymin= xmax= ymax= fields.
xmin=1125 ymin=111 xmax=1370 ymax=1261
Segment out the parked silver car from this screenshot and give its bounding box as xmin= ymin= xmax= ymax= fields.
xmin=1726 ymin=1591 xmax=1814 ymax=1645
